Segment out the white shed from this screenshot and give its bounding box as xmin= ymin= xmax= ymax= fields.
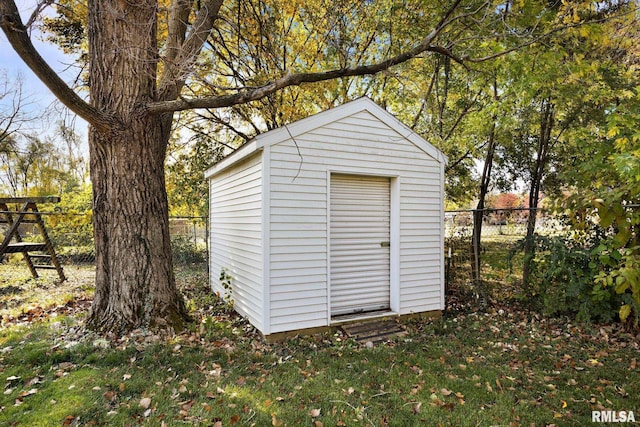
xmin=205 ymin=97 xmax=447 ymax=339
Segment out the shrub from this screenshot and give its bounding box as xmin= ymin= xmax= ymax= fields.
xmin=512 ymin=231 xmax=630 ymax=324
xmin=171 ymin=235 xmax=206 ymax=264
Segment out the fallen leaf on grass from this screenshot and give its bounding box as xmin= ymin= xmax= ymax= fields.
xmin=271 ymin=413 xmax=283 ymax=426
xmin=614 ymin=385 xmax=628 ymax=397
xmin=309 ymin=408 xmax=321 ymax=417
xmin=441 ymin=402 xmax=456 ymax=410
xmin=180 ymin=400 xmax=194 ymax=412
xmin=18 ymin=389 xmax=38 ymax=397
xmin=412 ymin=402 xmax=422 ymax=414
xmin=103 ymin=390 xmax=117 ymax=402
xmin=140 ymin=397 xmax=151 ymax=409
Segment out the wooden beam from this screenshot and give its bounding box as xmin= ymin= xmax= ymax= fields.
xmin=0 ymin=196 xmax=61 ymax=204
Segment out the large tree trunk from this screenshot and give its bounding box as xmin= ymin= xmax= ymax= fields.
xmin=85 ymin=0 xmax=189 ymax=333
xmin=86 ymin=116 xmax=189 ymax=332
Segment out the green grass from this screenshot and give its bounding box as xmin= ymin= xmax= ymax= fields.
xmin=0 ymin=264 xmax=94 ymax=322
xmin=1 ymin=264 xmax=639 ymax=426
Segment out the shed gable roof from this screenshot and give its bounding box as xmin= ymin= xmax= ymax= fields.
xmin=205 ymin=97 xmax=446 ymax=179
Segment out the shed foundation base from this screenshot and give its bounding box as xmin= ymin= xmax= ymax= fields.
xmin=263 ymin=309 xmax=441 ymax=343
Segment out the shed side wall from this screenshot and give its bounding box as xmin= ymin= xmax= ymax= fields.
xmin=268 ymin=110 xmax=443 ymax=333
xmin=209 ymin=153 xmax=263 ymax=331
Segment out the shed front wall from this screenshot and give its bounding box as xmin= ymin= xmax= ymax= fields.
xmin=209 ymin=152 xmax=264 ymax=332
xmin=267 ymin=110 xmax=444 ymax=334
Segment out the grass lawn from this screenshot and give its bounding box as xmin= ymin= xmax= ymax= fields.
xmin=1 ymin=263 xmax=638 ymax=426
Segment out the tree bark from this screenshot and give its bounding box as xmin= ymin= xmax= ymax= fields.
xmin=522 ymin=98 xmax=554 ymax=287
xmin=471 ymin=78 xmax=498 ymax=290
xmin=85 ymin=0 xmax=188 ymax=333
xmin=471 ymin=121 xmax=496 ymax=287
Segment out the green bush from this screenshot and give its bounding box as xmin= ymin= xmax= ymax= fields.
xmin=513 ymin=231 xmax=629 ymax=324
xmin=171 ymin=235 xmax=206 ymax=265
xmin=47 ymin=185 xmax=94 ymax=248
xmin=535 ymin=236 xmax=623 ymax=322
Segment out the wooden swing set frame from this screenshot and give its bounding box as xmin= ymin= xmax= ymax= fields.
xmin=0 ymin=196 xmax=66 ymax=281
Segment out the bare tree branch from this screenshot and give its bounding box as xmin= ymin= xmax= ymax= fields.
xmin=0 ymin=71 xmax=42 ymax=144
xmin=0 ymin=0 xmax=113 ymax=131
xmin=148 ymin=0 xmax=466 ymax=113
xmin=164 ymin=0 xmax=191 ymax=63
xmin=147 ymin=45 xmax=457 ymax=113
xmin=158 ymin=0 xmax=224 ymax=100
xmin=25 ymin=0 xmax=54 ymax=30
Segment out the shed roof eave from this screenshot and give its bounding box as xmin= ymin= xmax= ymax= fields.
xmin=204 ymin=96 xmax=449 ymax=179
xmin=204 ymin=140 xmax=262 ymax=179
xmin=239 ymin=97 xmax=447 ymax=164
xmin=358 ymin=100 xmax=447 ymax=165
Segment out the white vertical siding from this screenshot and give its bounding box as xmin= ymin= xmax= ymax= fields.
xmin=268 ymin=110 xmax=443 ymax=333
xmin=209 ymin=153 xmax=263 ymax=331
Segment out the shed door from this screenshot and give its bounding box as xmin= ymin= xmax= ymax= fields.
xmin=330 ymin=174 xmax=390 ymax=316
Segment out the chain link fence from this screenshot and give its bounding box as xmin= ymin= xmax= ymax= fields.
xmin=0 ymin=212 xmax=208 ymax=283
xmin=3 ymin=207 xmax=564 ymax=303
xmin=444 ymin=208 xmax=567 ymax=304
